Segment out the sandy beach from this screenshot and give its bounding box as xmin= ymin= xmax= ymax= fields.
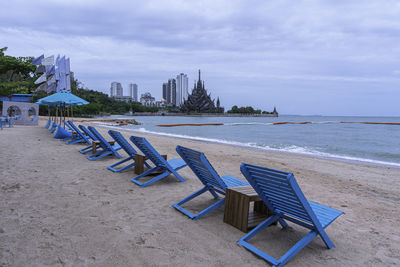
xmin=1 ymin=118 xmax=399 ymax=266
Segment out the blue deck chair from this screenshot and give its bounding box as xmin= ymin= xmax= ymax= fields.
xmin=107 ymin=130 xmax=151 ymax=172
xmin=0 ymin=117 xmax=5 ymax=129
xmin=62 ymin=120 xmax=74 ymax=132
xmin=50 ymin=123 xmax=58 ymax=133
xmin=66 ymin=121 xmax=91 ymax=145
xmin=49 ymin=121 xmax=55 ymax=131
xmin=172 ymin=146 xmax=249 ymax=220
xmin=53 ymin=124 xmax=74 ymax=141
xmin=129 ymin=136 xmax=187 ymax=187
xmin=2 ymin=116 xmax=13 ymax=128
xmin=238 ymin=163 xmax=344 ymax=267
xmin=58 ymin=120 xmax=77 ymax=141
xmin=45 ymin=119 xmax=51 ymax=128
xmin=78 ymin=125 xmax=100 ymax=154
xmin=86 ymin=126 xmax=122 ymax=161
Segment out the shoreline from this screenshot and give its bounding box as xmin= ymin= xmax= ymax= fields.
xmin=94 ymin=122 xmax=400 ymax=169
xmin=122 ymin=112 xmax=278 ymax=117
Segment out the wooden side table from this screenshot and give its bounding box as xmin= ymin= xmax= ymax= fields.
xmin=134 ymin=154 xmax=167 ymax=174
xmin=91 ymin=140 xmax=115 ymax=154
xmin=71 ymin=131 xmax=77 ymax=140
xmin=224 ymin=186 xmax=271 ymax=233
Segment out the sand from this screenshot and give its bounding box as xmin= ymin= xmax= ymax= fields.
xmin=0 ymin=117 xmax=399 ymax=266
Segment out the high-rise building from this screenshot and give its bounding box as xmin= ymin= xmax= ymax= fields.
xmin=110 ymin=82 xmax=123 ymax=97
xmin=168 ymin=78 xmax=176 ymax=105
xmin=129 ymin=83 xmax=138 ymax=102
xmin=176 ymin=73 xmax=188 ymax=106
xmin=162 ymin=83 xmax=168 ymax=101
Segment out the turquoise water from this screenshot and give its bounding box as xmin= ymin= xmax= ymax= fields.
xmin=97 ymin=115 xmax=400 ymax=167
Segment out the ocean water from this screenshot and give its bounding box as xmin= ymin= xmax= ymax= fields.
xmin=97 ymin=115 xmax=400 ymax=168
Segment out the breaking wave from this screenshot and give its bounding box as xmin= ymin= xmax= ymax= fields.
xmin=97 ymin=124 xmax=400 ymax=168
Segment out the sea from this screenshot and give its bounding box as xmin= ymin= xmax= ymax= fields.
xmin=96 ymin=115 xmax=400 ymax=168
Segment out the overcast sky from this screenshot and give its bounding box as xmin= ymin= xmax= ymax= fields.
xmin=1 ymin=0 xmax=400 ymax=116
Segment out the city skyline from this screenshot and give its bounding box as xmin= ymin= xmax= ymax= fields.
xmin=109 ymin=72 xmax=191 ymax=107
xmin=2 ymin=1 xmax=400 ymax=115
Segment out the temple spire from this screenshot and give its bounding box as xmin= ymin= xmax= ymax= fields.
xmin=198 ymin=69 xmax=201 ymax=81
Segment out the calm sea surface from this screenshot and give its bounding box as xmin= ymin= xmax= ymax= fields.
xmin=97 ymin=115 xmax=400 ymax=167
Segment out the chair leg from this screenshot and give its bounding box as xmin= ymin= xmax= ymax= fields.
xmin=144 ymin=161 xmax=152 ymax=169
xmin=170 ymin=169 xmax=186 ymax=182
xmin=208 ymin=188 xmax=219 ymax=198
xmin=61 ymin=136 xmax=72 ymax=142
xmin=172 ymin=187 xmax=209 ymax=218
xmin=84 ymin=138 xmax=91 ymax=145
xmin=107 ymin=157 xmax=134 ymax=172
xmin=87 ymin=149 xmax=104 ymax=158
xmin=192 ymin=198 xmax=225 ymax=220
xmin=115 ymin=162 xmax=135 ymax=172
xmin=130 ymin=167 xmax=160 ymax=186
xmin=80 ymin=145 xmax=93 ymax=154
xmin=239 ymin=215 xmax=322 ymax=267
xmin=87 ymin=150 xmax=110 ymax=161
xmin=172 ymin=186 xmax=224 ymax=220
xmin=278 ymin=218 xmax=288 ymax=228
xmin=238 ymin=215 xmax=281 ymax=266
xmin=239 ymin=215 xmax=280 ymax=242
xmin=317 ymin=228 xmax=335 ymax=249
xmin=136 ymin=171 xmax=171 ymax=187
xmin=174 ymin=187 xmax=209 ymax=206
xmin=112 ymin=150 xmax=123 ymax=159
xmin=278 ymin=230 xmax=318 ymax=266
xmin=66 ymin=137 xmax=84 ymax=145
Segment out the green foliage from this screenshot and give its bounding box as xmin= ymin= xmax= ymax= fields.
xmin=47 ymin=86 xmax=161 ymax=117
xmin=227 ymin=105 xmax=262 ymax=114
xmin=0 ymin=47 xmax=36 ymax=97
xmin=262 ymin=110 xmax=274 ymax=114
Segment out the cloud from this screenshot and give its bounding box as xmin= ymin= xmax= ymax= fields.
xmin=1 ymin=0 xmax=400 ymax=115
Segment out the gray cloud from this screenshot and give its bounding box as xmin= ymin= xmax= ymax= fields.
xmin=1 ymin=0 xmax=400 ymax=115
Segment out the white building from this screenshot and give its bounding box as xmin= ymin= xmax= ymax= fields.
xmin=129 ymin=83 xmax=138 ymax=102
xmin=176 ymin=73 xmax=188 ymax=106
xmin=113 ymin=96 xmax=133 ymax=103
xmin=110 ymin=82 xmax=123 ymax=97
xmin=140 ymin=92 xmax=156 ymax=107
xmin=156 ymin=98 xmax=167 ymax=108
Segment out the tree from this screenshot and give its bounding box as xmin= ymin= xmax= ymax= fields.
xmin=227 ymin=105 xmax=263 ymax=114
xmin=0 ymin=47 xmax=36 ymax=97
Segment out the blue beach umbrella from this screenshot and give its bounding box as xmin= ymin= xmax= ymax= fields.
xmin=36 ymin=90 xmax=89 ymax=134
xmin=36 ymin=90 xmax=89 ymax=106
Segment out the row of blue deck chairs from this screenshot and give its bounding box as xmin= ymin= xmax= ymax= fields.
xmin=44 ymin=119 xmax=344 ymax=266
